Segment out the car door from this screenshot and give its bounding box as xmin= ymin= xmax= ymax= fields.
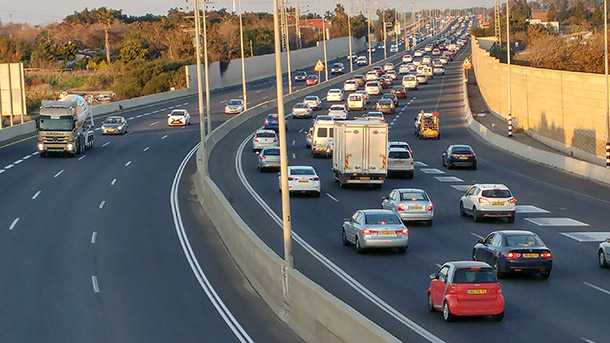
xmin=382 ymin=191 xmax=395 ymax=210
xmin=347 ymin=212 xmax=361 ymax=242
xmin=431 ymin=265 xmax=450 ymax=307
xmin=488 ymin=234 xmax=504 ymax=265
xmin=476 ymin=233 xmax=496 ymax=264
xmin=461 ymin=186 xmax=477 ymax=210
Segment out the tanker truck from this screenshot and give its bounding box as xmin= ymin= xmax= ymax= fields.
xmin=36 ymin=94 xmax=95 ymax=157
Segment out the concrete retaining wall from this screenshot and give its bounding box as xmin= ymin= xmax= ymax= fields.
xmin=463 ymin=61 xmax=610 ymax=186
xmin=0 ymin=120 xmax=35 ymax=143
xmin=471 ymin=36 xmax=608 ymax=164
xmin=186 ymin=37 xmax=367 ymax=90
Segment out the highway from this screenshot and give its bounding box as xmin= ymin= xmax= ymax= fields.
xmin=209 ymin=31 xmax=610 ymax=343
xmin=0 ymin=35 xmax=395 ymax=341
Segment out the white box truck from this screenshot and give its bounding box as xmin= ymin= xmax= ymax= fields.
xmin=333 ymin=120 xmax=388 ymax=187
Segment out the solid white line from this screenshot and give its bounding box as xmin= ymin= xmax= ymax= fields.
xmin=128 ymin=117 xmax=134 ymax=121
xmin=95 ymin=128 xmax=101 ymax=131
xmin=5 ymin=164 xmax=14 ymax=169
xmin=171 ymin=144 xmax=254 ymax=343
xmin=99 ymin=200 xmax=106 ymax=209
xmin=124 ymin=161 xmax=132 ymax=167
xmin=325 ymin=193 xmax=339 ymax=202
xmin=91 ymin=232 xmax=97 ymax=244
xmin=150 ymin=121 xmax=159 ymax=126
xmin=110 ymin=178 xmax=117 ymax=186
xmin=143 ymin=147 xmax=150 ymax=152
xmin=161 ymin=135 xmax=168 ymax=140
xmin=581 ymin=338 xmax=597 ymax=343
xmin=102 ymin=142 xmax=110 ymax=147
xmin=91 ymin=275 xmax=100 ymax=293
xmin=32 ymin=151 xmax=39 ymax=155
xmin=53 ymin=170 xmax=64 ymax=178
xmin=584 ymin=282 xmax=610 ymax=296
xmin=14 ymin=159 xmax=23 ymax=165
xmin=291 ymin=139 xmax=295 ymax=146
xmin=8 ymin=217 xmax=19 ymax=230
xmin=78 ymin=155 xmax=86 ymax=161
xmin=32 ymin=190 xmax=41 ymax=200
xmin=470 ymin=232 xmax=484 ymax=240
xmin=235 ymin=135 xmax=445 ymax=343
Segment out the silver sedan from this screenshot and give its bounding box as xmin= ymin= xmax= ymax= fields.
xmin=257 ymin=147 xmax=280 ymax=172
xmin=342 ymin=209 xmax=408 ymax=254
xmin=599 ymin=238 xmax=610 ymax=268
xmin=381 ymin=188 xmax=434 ymax=225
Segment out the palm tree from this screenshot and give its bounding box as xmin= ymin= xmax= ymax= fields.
xmin=96 ymin=7 xmax=114 ymax=64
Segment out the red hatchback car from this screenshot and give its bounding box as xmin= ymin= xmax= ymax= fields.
xmin=427 ymin=261 xmax=504 ymax=322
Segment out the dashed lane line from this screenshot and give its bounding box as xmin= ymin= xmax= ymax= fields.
xmin=78 ymin=155 xmax=87 ymax=161
xmin=102 ymin=142 xmax=110 ymax=147
xmin=53 ymin=169 xmax=64 ymax=178
xmin=91 ymin=275 xmax=100 ymax=293
xmin=326 ymin=193 xmax=339 ymax=202
xmin=98 ymin=200 xmax=106 ymax=209
xmin=8 ymin=217 xmax=20 ymax=230
xmin=150 ymin=121 xmax=159 ymax=126
xmin=32 ymin=190 xmax=41 ymax=200
xmin=143 ymin=146 xmax=150 ymax=152
xmin=91 ymin=232 xmax=97 ymax=244
xmin=161 ymin=135 xmax=168 ymax=140
xmin=124 ymin=161 xmax=132 ymax=167
xmin=110 ymin=178 xmax=117 ymax=186
xmin=584 ymin=282 xmax=610 ymax=296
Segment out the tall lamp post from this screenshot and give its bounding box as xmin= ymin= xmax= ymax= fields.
xmin=202 ymin=0 xmax=212 ymax=135
xmin=321 ymin=14 xmax=329 ymax=81
xmin=506 ymin=0 xmax=512 ymax=137
xmin=605 ymin=0 xmax=610 ymax=168
xmin=347 ymin=1 xmax=353 ymax=72
xmin=367 ymin=5 xmax=372 ymax=65
xmin=193 ymin=0 xmax=206 ymax=149
xmin=272 ymin=0 xmax=294 ymax=276
xmin=383 ymin=11 xmax=387 ymax=59
xmin=236 ymin=0 xmax=248 ymax=110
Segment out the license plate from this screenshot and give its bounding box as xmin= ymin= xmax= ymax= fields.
xmin=379 ymin=231 xmax=396 ymax=237
xmin=360 ymin=177 xmax=370 ymax=180
xmin=410 ymin=205 xmax=423 ymax=210
xmin=523 ymin=253 xmax=539 ymax=258
xmin=467 ymin=289 xmax=487 ymax=295
xmin=298 ymin=180 xmax=308 ymax=183
xmin=492 ymin=201 xmax=505 ymax=206
xmin=458 ymin=156 xmax=468 ymax=160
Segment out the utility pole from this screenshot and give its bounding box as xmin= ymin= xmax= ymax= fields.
xmin=367 ymin=5 xmax=372 ymax=65
xmin=394 ymin=9 xmax=399 ymax=49
xmin=281 ymin=0 xmax=293 ymax=93
xmin=347 ymin=0 xmax=353 ymax=72
xmin=295 ymin=0 xmax=302 ymax=48
xmin=506 ymin=0 xmax=512 ymax=137
xmin=605 ymin=0 xmax=610 ymax=167
xmin=236 ymin=0 xmax=248 ymax=110
xmin=193 ymin=0 xmax=206 ymax=150
xmin=383 ymin=11 xmax=387 ymax=59
xmin=202 ymin=0 xmax=211 ymax=135
xmin=271 ymin=0 xmax=294 ymax=280
xmin=494 ymin=0 xmax=501 ymax=43
xmin=321 ymin=14 xmax=329 ymax=81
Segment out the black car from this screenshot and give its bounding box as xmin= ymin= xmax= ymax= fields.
xmin=381 ymin=92 xmax=399 ymax=106
xmin=330 ymin=63 xmax=345 ymax=75
xmin=294 ymin=71 xmax=308 ymax=81
xmin=473 ymin=230 xmax=553 ymax=279
xmin=263 ymin=113 xmax=284 ymax=132
xmin=442 ymin=144 xmax=477 ymax=169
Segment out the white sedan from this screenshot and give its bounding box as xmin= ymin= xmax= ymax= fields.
xmin=326 ymin=89 xmax=344 ymax=102
xmin=224 ymin=99 xmax=244 ymax=114
xmin=167 ymin=109 xmax=191 ymax=126
xmin=328 ymin=104 xmax=348 ymax=120
xmin=279 ymin=166 xmax=321 ymax=197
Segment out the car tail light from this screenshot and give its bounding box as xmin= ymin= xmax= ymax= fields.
xmin=478 ymin=197 xmax=490 ymax=204
xmin=541 ymin=251 xmax=553 ymax=259
xmin=446 ymin=285 xmax=457 ymax=295
xmin=509 ymin=197 xmax=518 ymax=204
xmin=427 ymin=204 xmax=434 ymax=211
xmin=397 ymin=204 xmax=407 ymax=212
xmin=362 ymin=229 xmax=378 ymax=235
xmin=310 ymin=177 xmax=319 ymax=181
xmin=254 ymin=138 xmax=260 ymax=142
xmin=396 ymin=228 xmax=408 ymax=235
xmin=264 ymin=120 xmax=269 ymax=125
xmin=505 ymin=251 xmax=522 ymax=259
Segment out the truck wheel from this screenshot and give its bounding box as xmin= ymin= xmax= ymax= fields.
xmin=39 ymin=151 xmax=47 ymax=158
xmin=406 ymin=171 xmax=414 ymax=179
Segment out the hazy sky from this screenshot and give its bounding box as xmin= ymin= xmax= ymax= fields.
xmin=0 ymin=0 xmax=495 ymax=25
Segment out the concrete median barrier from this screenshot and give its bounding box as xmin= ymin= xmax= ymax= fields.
xmin=0 ymin=121 xmax=36 ymax=144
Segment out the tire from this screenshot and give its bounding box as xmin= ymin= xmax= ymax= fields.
xmin=459 ymin=202 xmax=466 ymax=217
xmin=426 ymin=220 xmax=433 ymax=226
xmin=492 ymin=312 xmax=504 ymax=321
xmin=447 ymin=162 xmax=452 ymax=169
xmin=540 ymin=269 xmax=551 ymax=279
xmin=599 ymin=250 xmax=609 ymax=268
xmin=507 ymin=214 xmax=515 ymax=223
xmin=313 ymin=191 xmax=321 ymax=198
xmin=406 ymin=170 xmax=414 ymax=179
xmin=471 ymin=162 xmax=477 ymax=170
xmin=442 ymin=302 xmax=454 ymax=322
xmin=473 ymin=208 xmax=481 ymax=222
xmin=342 ymin=229 xmax=350 ymax=246
xmin=397 ymin=246 xmax=407 ymax=254
xmin=355 ymin=238 xmax=365 ymax=254
xmin=442 ymin=158 xmax=446 ymax=167
xmin=427 ymin=294 xmax=435 ymax=312
xmin=39 ymin=151 xmax=47 ymax=158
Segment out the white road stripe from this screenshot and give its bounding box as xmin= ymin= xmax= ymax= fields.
xmin=584 ymin=282 xmax=610 ymax=296
xmin=143 ymin=146 xmax=150 ymax=152
xmin=91 ymin=232 xmax=97 ymax=244
xmin=22 ymin=155 xmax=31 ymax=160
xmin=110 ymin=178 xmax=117 ymax=186
xmin=326 ymin=193 xmax=339 ymax=202
xmin=525 ymin=217 xmax=589 ymax=227
xmin=291 ymin=139 xmax=295 ymax=146
xmin=292 ymin=153 xmax=296 ymax=159
xmin=78 ymin=155 xmax=87 ymax=160
xmin=561 ymin=232 xmax=610 ymax=242
xmin=53 ymin=169 xmax=64 ymax=178
xmin=581 ymin=337 xmax=597 ymax=343
xmin=8 ymin=217 xmax=19 ymax=230
xmin=32 ymin=151 xmax=39 ymax=155
xmin=5 ymin=164 xmax=14 ymax=169
xmin=136 ymin=115 xmax=143 ymax=118
xmin=150 ymin=121 xmax=159 ymax=126
xmin=0 ymin=170 xmax=5 ymax=174
xmin=161 ymin=135 xmax=168 ymax=140
xmin=32 ymin=190 xmax=41 ymax=200
xmin=102 ymin=142 xmax=110 ymax=147
xmin=434 ymin=176 xmax=463 ymax=182
xmin=99 ymin=200 xmax=106 ymax=209
xmin=124 ymin=161 xmax=132 ymax=167
xmin=95 ymin=128 xmax=101 ymax=131
xmin=128 ymin=117 xmax=134 ymax=120
xmin=91 ymin=275 xmax=100 ymax=293
xmin=14 ymin=159 xmax=23 ymax=165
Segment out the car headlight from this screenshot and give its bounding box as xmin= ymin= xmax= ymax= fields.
xmin=37 ymin=143 xmax=44 ymax=151
xmin=66 ymin=143 xmax=74 ymax=151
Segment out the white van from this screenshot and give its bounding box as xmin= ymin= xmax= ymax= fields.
xmin=311 ymin=120 xmax=334 ymax=158
xmin=402 ymin=75 xmax=418 ymax=90
xmin=347 ymin=93 xmax=366 ymax=111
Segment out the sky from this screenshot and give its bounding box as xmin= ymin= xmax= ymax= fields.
xmin=0 ymin=0 xmax=495 ymax=25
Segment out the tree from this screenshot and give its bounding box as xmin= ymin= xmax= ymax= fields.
xmin=96 ymin=7 xmax=115 ymax=64
xmin=119 ymin=34 xmax=149 ymax=63
xmin=547 ymin=4 xmax=557 ymax=22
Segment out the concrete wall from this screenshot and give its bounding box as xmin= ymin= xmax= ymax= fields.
xmin=0 ymin=63 xmax=27 ymax=126
xmin=471 ymin=36 xmax=608 ymax=164
xmin=186 ymin=37 xmax=367 ymax=90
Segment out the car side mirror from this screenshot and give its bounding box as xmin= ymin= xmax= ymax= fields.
xmin=429 ymin=273 xmax=438 ymax=280
xmin=255 ymin=151 xmax=260 ymax=156
xmin=382 ymin=196 xmax=388 ymax=201
xmin=477 ymin=239 xmax=484 ymax=245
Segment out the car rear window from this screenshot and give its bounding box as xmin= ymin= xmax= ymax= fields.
xmin=305 ymin=96 xmax=318 ymax=101
xmin=451 ymin=147 xmax=473 ymax=154
xmin=330 ymin=106 xmax=345 ymax=111
xmin=400 ymin=192 xmax=428 ymax=201
xmin=257 ymin=132 xmax=276 ymax=138
xmin=453 ymin=267 xmax=497 ymax=283
xmin=364 ymin=213 xmax=402 ymax=225
xmin=291 ymin=168 xmax=314 ymax=176
xmin=263 ymin=149 xmax=280 ymax=156
xmin=349 ymin=95 xmax=362 ymax=101
xmin=505 ymin=234 xmax=544 ymax=247
xmin=481 ymin=189 xmax=512 ymax=198
xmin=389 ymin=151 xmax=411 ymax=159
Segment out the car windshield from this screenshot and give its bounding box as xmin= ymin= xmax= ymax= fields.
xmin=349 ymin=95 xmax=362 ymax=101
xmin=389 ymin=151 xmax=411 ymax=159
xmin=505 ymin=234 xmax=545 ymax=247
xmin=291 ymin=168 xmax=314 ymax=176
xmin=39 ymin=116 xmax=75 ymax=131
xmin=364 ymin=213 xmax=402 ymax=225
xmin=262 ymin=148 xmax=280 ymax=156
xmin=400 ymin=192 xmax=428 ymax=201
xmin=305 ymin=96 xmax=318 ymax=101
xmin=256 ymin=132 xmax=276 ymax=138
xmin=228 ymin=100 xmax=242 ymax=106
xmin=105 ymin=118 xmax=122 ymax=124
xmin=481 ymin=189 xmax=512 ymax=198
xmin=453 ymin=267 xmax=497 ymax=283
xmin=171 ymin=111 xmax=186 ymax=116
xmin=451 ymin=146 xmax=473 ymax=154
xmin=330 ymin=106 xmax=345 ymax=111
xmin=294 ymin=104 xmax=308 ymax=109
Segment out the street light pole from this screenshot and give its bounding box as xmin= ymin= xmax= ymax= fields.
xmin=506 ymin=0 xmax=512 ymax=137
xmin=202 ymin=0 xmax=212 ymax=135
xmin=348 ymin=2 xmax=353 ymax=72
xmin=321 ymin=14 xmax=329 ymax=81
xmin=237 ymin=0 xmax=248 ymax=110
xmin=605 ymin=0 xmax=610 ymax=167
xmin=272 ymin=0 xmax=294 ymax=275
xmin=367 ymin=6 xmax=372 ymax=65
xmin=383 ymin=12 xmax=387 ymax=59
xmin=281 ymin=0 xmax=293 ymax=93
xmin=193 ymin=0 xmax=206 ymax=149
xmin=295 ymin=0 xmax=302 ymax=48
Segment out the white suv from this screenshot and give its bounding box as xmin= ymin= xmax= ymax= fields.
xmin=387 ymin=148 xmax=414 ymax=179
xmin=326 ymin=89 xmax=344 ymax=102
xmin=279 ymin=166 xmax=321 ymax=197
xmin=459 ymin=184 xmax=517 ymax=223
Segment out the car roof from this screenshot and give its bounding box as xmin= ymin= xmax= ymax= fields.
xmin=450 ymin=144 xmax=473 ymax=149
xmin=388 ymin=147 xmax=410 ymax=153
xmin=444 ymin=261 xmax=492 ymax=269
xmin=305 ymin=95 xmax=319 ymax=99
xmin=361 ymin=209 xmax=395 ymax=215
xmin=256 ymin=129 xmax=276 ymax=134
xmin=171 ymin=109 xmax=187 ymax=113
xmin=389 ymin=141 xmax=409 ymax=145
xmin=473 ymin=184 xmax=509 ymax=190
xmin=395 ymin=188 xmax=426 ymax=193
xmin=106 ymin=116 xmax=124 ymax=120
xmin=491 ymin=230 xmax=536 ymax=236
xmin=328 ymin=89 xmax=342 ymax=92
xmin=288 ymin=166 xmax=315 ymax=171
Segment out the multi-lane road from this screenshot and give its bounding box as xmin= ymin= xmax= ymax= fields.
xmin=208 ymin=31 xmax=610 ymax=343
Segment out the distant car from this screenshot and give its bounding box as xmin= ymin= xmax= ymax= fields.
xmin=416 ymin=73 xmax=428 ymax=84
xmin=366 ymin=70 xmax=379 ymax=81
xmin=414 ymin=50 xmax=424 ymax=57
xmin=263 ymin=113 xmax=282 ymax=132
xmin=392 ymin=86 xmax=407 ymax=99
xmin=279 ymin=166 xmax=320 ymax=197
xmin=224 ymin=98 xmax=244 ymax=114
xmin=303 ymin=95 xmax=322 ymax=110
xmin=305 ymin=75 xmax=319 ymax=86
xmin=343 ymin=79 xmax=358 ymax=92
xmin=385 ymin=70 xmax=397 ymax=80
xmin=101 ymin=116 xmax=127 ymax=135
xmin=353 ymin=74 xmax=366 ymax=87
xmin=167 ymin=109 xmax=191 ymax=126
xmin=365 ymin=81 xmax=381 ymax=96
xmin=403 ymin=74 xmax=418 ymax=89
xmin=388 ymin=141 xmax=413 ymax=156
xmin=386 ymin=148 xmax=414 ymax=178
xmin=360 ymin=111 xmax=384 ymax=122
xmin=354 ymin=90 xmax=369 ymax=104
xmin=439 ymin=56 xmax=449 ymax=64
xmin=390 ymin=45 xmax=398 ymax=53
xmin=381 ymin=92 xmax=399 ymax=106
xmin=294 ymin=71 xmax=308 ymax=81
xmin=402 ymin=54 xmax=413 ymax=63
xmin=433 ymin=66 xmax=445 ymax=75
xmin=599 ymin=238 xmax=610 ymax=268
xmin=459 ymin=184 xmax=517 ymax=223
xmin=376 ymin=99 xmax=395 ymax=114
xmin=292 ymin=102 xmax=313 ymax=119
xmin=330 ymin=62 xmax=345 ymax=74
xmin=422 ymin=56 xmax=432 ymax=65
xmin=252 ymin=129 xmax=278 ymax=151
xmin=356 ymin=56 xmax=368 ymax=66
xmin=347 ymin=93 xmax=366 ymax=111
xmin=432 ymin=48 xmax=441 ymax=56
xmin=326 ymin=88 xmax=344 ymax=102
xmin=473 ymin=230 xmax=553 ymax=279
xmin=399 ymin=64 xmax=411 ymax=74
xmin=442 ymin=144 xmax=477 ymax=169
xmin=328 ymin=104 xmax=348 ymax=120
xmin=383 ymin=63 xmax=395 ymax=72
xmin=382 ymin=188 xmax=433 ymax=223
xmin=428 ymin=261 xmax=504 ymax=322
xmin=342 ymin=209 xmax=408 ymax=253
xmin=257 ymin=147 xmax=280 ymax=172
xmin=379 ymin=77 xmax=392 ymax=89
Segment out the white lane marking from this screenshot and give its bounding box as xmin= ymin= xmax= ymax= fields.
xmin=584 ymin=282 xmax=610 ymax=296
xmin=561 ymin=232 xmax=610 ymax=242
xmin=98 ymin=200 xmax=106 ymax=209
xmin=470 ymin=232 xmax=484 ymax=240
xmin=143 ymin=146 xmax=150 ymax=152
xmin=95 ymin=128 xmax=101 ymax=131
xmin=53 ymin=169 xmax=64 ymax=178
xmin=161 ymin=135 xmax=168 ymax=140
xmin=22 ymin=155 xmax=31 ymax=160
xmin=32 ymin=190 xmax=41 ymax=200
xmin=78 ymin=155 xmax=87 ymax=161
xmin=171 ymin=144 xmax=254 ymax=343
xmin=150 ymin=121 xmax=159 ymax=126
xmin=32 ymin=151 xmax=39 ymax=155
xmin=160 ymin=107 xmax=168 ymax=111
xmin=235 ymin=135 xmax=445 ymax=343
xmin=434 ymin=176 xmax=463 ymax=182
xmin=450 ymin=185 xmax=472 ymax=191
xmin=14 ymin=159 xmax=23 ymax=165
xmin=5 ymin=164 xmax=14 ymax=169
xmin=525 ymin=217 xmax=589 ymax=227
xmin=291 ymin=139 xmax=295 ymax=146
xmin=0 ymin=170 xmax=5 ymax=174
xmin=124 ymin=161 xmax=132 ymax=167
xmin=128 ymin=117 xmax=134 ymax=121
xmin=91 ymin=232 xmax=97 ymax=244
xmin=91 ymin=275 xmax=100 ymax=293
xmin=515 ymin=205 xmax=550 ymax=214
xmin=292 ymin=153 xmax=296 ymax=159
xmin=136 ymin=115 xmax=143 ymax=118
xmin=102 ymin=142 xmax=110 ymax=147
xmin=581 ymin=338 xmax=597 ymax=343
xmin=326 ymin=193 xmax=339 ymax=202
xmin=414 ymin=161 xmax=428 ymax=167
xmin=8 ymin=217 xmax=19 ymax=231
xmin=110 ymin=178 xmax=117 ymax=186
xmin=298 ymin=129 xmax=303 ymax=133
xmin=420 ymin=168 xmax=445 ymax=175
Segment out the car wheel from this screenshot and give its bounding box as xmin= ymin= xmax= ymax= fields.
xmin=507 ymin=214 xmax=515 ymax=223
xmin=459 ymin=202 xmax=466 ymax=217
xmin=446 ymin=162 xmax=452 ymax=169
xmin=540 ymin=269 xmax=551 ymax=279
xmin=442 ymin=158 xmax=446 ymax=167
xmin=406 ymin=171 xmax=414 ymax=179
xmin=397 ymin=246 xmax=407 ymax=254
xmin=39 ymin=151 xmax=47 ymax=158
xmin=492 ymin=312 xmax=504 ymax=321
xmin=471 ymin=162 xmax=477 ymax=170
xmin=313 ymin=191 xmax=321 ymax=198
xmin=599 ymin=250 xmax=609 ymax=268
xmin=442 ymin=302 xmax=454 ymax=322
xmin=495 ymin=261 xmax=505 ymax=278
xmin=355 ymin=238 xmax=365 ymax=254
xmin=427 ymin=294 xmax=435 ymax=312
xmin=342 ymin=229 xmax=350 ymax=246
xmin=473 ymin=208 xmax=481 ymax=222
xmin=426 ymin=220 xmax=433 ymax=226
